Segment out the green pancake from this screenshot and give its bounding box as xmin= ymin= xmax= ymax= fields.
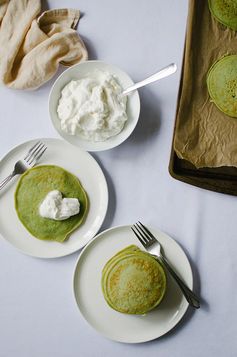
xmin=15 ymin=165 xmax=88 ymax=242
xmin=207 ymin=55 xmax=237 ymax=117
xmin=208 ymin=0 xmax=237 ymax=30
xmin=101 ymin=245 xmax=166 ymax=315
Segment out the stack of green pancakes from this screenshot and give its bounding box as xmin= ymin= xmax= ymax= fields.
xmin=15 ymin=165 xmax=88 ymax=242
xmin=101 ymin=245 xmax=166 ymax=315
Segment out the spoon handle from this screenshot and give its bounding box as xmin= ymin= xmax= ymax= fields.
xmin=122 ymin=63 xmax=177 ymax=96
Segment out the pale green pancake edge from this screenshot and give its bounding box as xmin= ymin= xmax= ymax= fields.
xmin=207 ymin=54 xmax=237 ymax=117
xmin=208 ymin=0 xmax=237 ymax=30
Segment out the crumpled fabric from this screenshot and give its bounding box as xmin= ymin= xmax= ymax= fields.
xmin=0 ymin=0 xmax=88 ymax=89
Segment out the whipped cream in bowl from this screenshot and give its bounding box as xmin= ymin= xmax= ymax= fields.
xmin=49 ymin=61 xmax=140 ymax=151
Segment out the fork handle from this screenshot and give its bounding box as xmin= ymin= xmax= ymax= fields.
xmin=159 ymin=255 xmax=200 ymax=309
xmin=0 ymin=172 xmax=15 ymax=191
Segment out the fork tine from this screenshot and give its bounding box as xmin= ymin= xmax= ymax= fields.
xmin=134 ymin=223 xmax=150 ymax=242
xmin=131 ymin=227 xmax=146 ymax=246
xmin=26 ymin=142 xmax=44 ymax=164
xmin=24 ymin=141 xmax=41 ymax=160
xmin=28 ymin=143 xmax=46 ymax=165
xmin=25 ymin=142 xmax=43 ymax=162
xmin=138 ymin=221 xmax=156 ymax=240
xmin=34 ymin=146 xmax=47 ymax=162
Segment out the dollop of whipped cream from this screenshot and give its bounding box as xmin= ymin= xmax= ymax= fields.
xmin=57 ymin=70 xmax=127 ymax=142
xmin=39 ymin=190 xmax=80 ymax=221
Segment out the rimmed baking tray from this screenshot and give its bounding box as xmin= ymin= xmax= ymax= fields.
xmin=169 ymin=0 xmax=237 ymax=195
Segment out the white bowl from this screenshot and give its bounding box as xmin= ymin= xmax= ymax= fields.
xmin=49 ymin=61 xmax=140 ymax=152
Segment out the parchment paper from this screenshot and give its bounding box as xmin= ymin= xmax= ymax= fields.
xmin=174 ymin=0 xmax=237 ymax=168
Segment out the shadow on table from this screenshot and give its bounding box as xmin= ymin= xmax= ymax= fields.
xmin=111 ymin=88 xmax=162 ymax=159
xmin=131 ymin=88 xmax=162 ymax=144
xmin=82 ymin=36 xmax=98 ymax=60
xmin=90 ymin=154 xmax=116 ymax=233
xmin=41 ymin=0 xmax=49 ymax=12
xmin=136 ymin=242 xmax=209 ymax=347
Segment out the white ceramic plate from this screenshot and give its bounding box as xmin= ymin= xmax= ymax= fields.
xmin=73 ymin=225 xmax=193 ymax=343
xmin=49 ymin=60 xmax=140 ymax=152
xmin=0 ymin=138 xmax=108 ymax=258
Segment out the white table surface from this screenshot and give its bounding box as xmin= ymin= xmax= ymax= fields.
xmin=1 ymin=1 xmax=237 ymax=356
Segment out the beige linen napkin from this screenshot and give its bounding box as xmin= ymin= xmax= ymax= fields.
xmin=0 ymin=0 xmax=88 ymax=89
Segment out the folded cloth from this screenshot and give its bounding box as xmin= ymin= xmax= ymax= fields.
xmin=0 ymin=0 xmax=88 ymax=89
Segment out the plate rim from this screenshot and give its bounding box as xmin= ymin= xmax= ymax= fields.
xmin=48 ymin=60 xmax=141 ymax=152
xmin=73 ymin=224 xmax=193 ymax=343
xmin=0 ymin=137 xmax=109 ymax=259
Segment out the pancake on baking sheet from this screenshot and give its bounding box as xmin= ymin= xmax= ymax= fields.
xmin=101 ymin=245 xmax=166 ymax=315
xmin=15 ymin=165 xmax=88 ymax=242
xmin=208 ymin=0 xmax=237 ymax=30
xmin=207 ymin=55 xmax=237 ymax=117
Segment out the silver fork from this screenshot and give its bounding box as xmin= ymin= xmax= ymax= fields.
xmin=131 ymin=222 xmax=200 ymax=309
xmin=0 ymin=141 xmax=47 ymax=191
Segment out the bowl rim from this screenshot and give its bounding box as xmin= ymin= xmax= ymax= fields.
xmin=48 ymin=60 xmax=141 ymax=152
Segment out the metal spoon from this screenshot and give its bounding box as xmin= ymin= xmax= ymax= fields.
xmin=121 ymin=63 xmax=177 ymax=97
